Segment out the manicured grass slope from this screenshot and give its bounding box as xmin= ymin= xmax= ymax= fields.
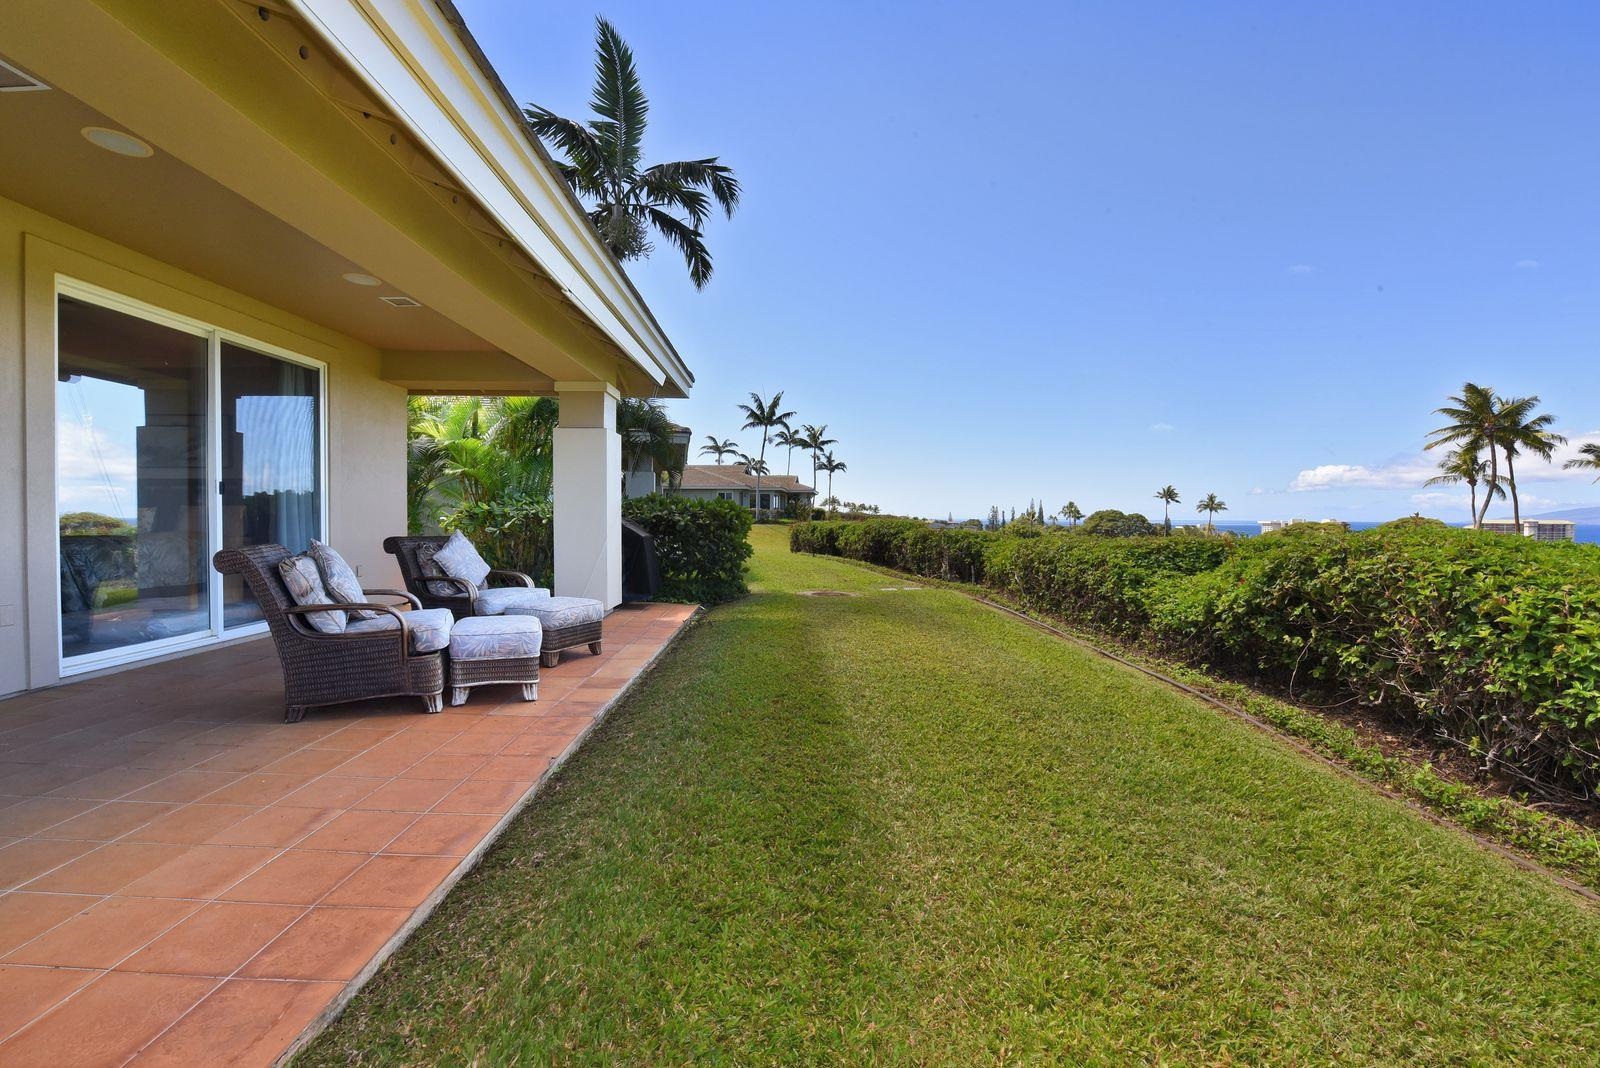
xmin=301 ymin=525 xmax=1600 ymax=1065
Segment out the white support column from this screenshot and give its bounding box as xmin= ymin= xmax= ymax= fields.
xmin=553 ymin=382 xmax=622 ymax=608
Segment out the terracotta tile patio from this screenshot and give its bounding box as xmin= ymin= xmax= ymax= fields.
xmin=0 ymin=601 xmax=696 ymax=1067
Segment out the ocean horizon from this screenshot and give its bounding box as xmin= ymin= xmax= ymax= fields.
xmin=1172 ymin=519 xmax=1600 ymax=544
xmin=941 ymin=517 xmax=1600 ymax=545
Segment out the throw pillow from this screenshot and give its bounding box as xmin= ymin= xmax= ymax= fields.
xmin=278 ymin=554 xmax=347 ymax=634
xmin=432 ymin=530 xmax=491 ymax=589
xmin=307 ymin=540 xmax=377 ymax=620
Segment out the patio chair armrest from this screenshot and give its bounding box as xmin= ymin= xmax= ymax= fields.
xmin=283 ymin=602 xmax=412 ymax=650
xmin=361 ymin=588 xmax=422 ymax=610
xmin=486 ymin=569 xmax=535 ymax=588
xmin=427 ymin=575 xmax=478 ymax=599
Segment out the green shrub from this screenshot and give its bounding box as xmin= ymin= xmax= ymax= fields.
xmin=1080 ymin=509 xmax=1160 ymax=537
xmin=625 ymin=494 xmax=753 ymax=604
xmin=791 ymin=517 xmax=1600 ymax=790
xmin=443 ymin=493 xmax=552 ymax=585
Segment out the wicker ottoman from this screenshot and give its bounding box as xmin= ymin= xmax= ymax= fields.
xmin=447 ymin=615 xmax=542 ymax=706
xmin=508 ymin=595 xmax=605 ymax=668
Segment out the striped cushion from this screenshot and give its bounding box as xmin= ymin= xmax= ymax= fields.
xmin=346 ymin=608 xmax=453 ymax=654
xmin=277 ymin=555 xmax=346 ymax=635
xmin=308 ymin=540 xmax=376 ymax=620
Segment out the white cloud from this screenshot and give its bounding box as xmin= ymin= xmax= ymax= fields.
xmin=1149 ymin=422 xmax=1175 ymax=433
xmin=1288 ymin=432 xmax=1600 ymax=501
xmin=57 ymin=420 xmax=136 ymax=516
xmin=1409 ymin=490 xmax=1470 ymax=512
xmin=1539 ymin=431 xmax=1600 ymax=481
xmin=1515 ymin=259 xmax=1540 ymax=270
xmin=1287 ymin=264 xmax=1315 ymax=275
xmin=1289 ymin=457 xmax=1437 ymax=492
xmin=1249 ymin=486 xmax=1266 ymax=495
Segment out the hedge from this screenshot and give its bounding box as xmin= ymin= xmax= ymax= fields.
xmin=792 ymin=518 xmax=1600 ymax=791
xmin=624 ymin=494 xmax=753 ymax=604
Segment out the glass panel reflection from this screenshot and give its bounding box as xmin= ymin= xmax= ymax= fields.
xmin=220 ymin=341 xmax=322 ymax=627
xmin=57 ymin=296 xmax=209 ymax=659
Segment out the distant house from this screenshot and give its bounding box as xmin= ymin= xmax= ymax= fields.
xmin=1259 ymin=519 xmax=1349 ymax=534
xmin=624 ymin=423 xmax=691 ymax=498
xmin=677 ymin=464 xmax=815 ymax=514
xmin=1483 ymin=518 xmax=1576 ymax=542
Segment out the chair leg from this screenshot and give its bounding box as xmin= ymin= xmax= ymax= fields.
xmin=540 ymin=649 xmax=560 ymax=668
xmin=588 ymin=641 xmax=603 ymax=655
xmin=450 ymin=686 xmax=470 ymax=707
xmin=521 ymin=682 xmax=539 ymax=702
xmin=284 ymin=705 xmax=308 ymax=724
xmin=422 ymin=691 xmax=444 ymax=714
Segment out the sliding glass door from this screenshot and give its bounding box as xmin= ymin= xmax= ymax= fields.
xmin=55 ymin=284 xmax=325 ymax=672
xmin=220 ymin=342 xmax=323 ymax=628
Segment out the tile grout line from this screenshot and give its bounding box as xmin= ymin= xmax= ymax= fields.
xmin=0 ymin=610 xmax=693 ymax=1060
xmin=269 ymin=608 xmax=702 ymax=1067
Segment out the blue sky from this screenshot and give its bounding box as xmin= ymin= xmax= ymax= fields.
xmin=460 ymin=0 xmax=1600 ymax=522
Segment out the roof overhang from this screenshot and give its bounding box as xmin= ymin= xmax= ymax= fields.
xmin=0 ymin=0 xmax=692 ymax=399
xmin=290 ymin=0 xmax=693 ymax=397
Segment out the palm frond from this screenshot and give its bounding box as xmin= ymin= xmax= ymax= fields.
xmin=645 ymin=206 xmax=713 ymax=288
xmin=640 ymin=159 xmax=741 ymax=217
xmin=522 ymin=108 xmax=607 ymax=176
xmin=589 ymin=17 xmax=648 ymax=171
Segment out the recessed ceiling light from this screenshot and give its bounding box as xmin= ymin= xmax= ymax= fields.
xmin=82 ymin=126 xmax=153 ymax=158
xmin=342 ymin=272 xmax=382 ymax=286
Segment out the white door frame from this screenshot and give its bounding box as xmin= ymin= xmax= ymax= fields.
xmin=54 ymin=277 xmax=328 ymax=677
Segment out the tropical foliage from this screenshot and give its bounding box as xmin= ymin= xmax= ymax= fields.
xmin=622 ymin=494 xmax=753 ymax=603
xmin=618 ymin=397 xmax=686 ymax=493
xmin=699 ymin=435 xmax=739 ymax=464
xmin=1565 ymin=442 xmax=1600 ymax=481
xmin=1426 ymin=382 xmax=1563 ymax=527
xmin=524 ymin=18 xmax=739 ymax=288
xmin=792 ymin=517 xmax=1600 ymax=792
xmin=736 ymin=391 xmax=794 ymax=520
xmin=408 ymin=394 xmax=689 ymax=586
xmin=1154 ymin=485 xmax=1179 ymax=531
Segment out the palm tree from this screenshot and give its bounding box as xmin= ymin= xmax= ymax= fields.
xmin=799 ymin=423 xmax=837 ymax=493
xmin=735 ymin=452 xmax=768 ymax=514
xmin=1197 ymin=493 xmax=1227 ymax=532
xmin=817 ymin=452 xmax=847 ymax=518
xmin=771 ymin=427 xmax=804 ymax=476
xmin=524 ymin=18 xmax=740 ymax=288
xmin=1425 ymin=446 xmax=1503 ymax=524
xmin=1060 ymin=501 xmax=1083 ymax=528
xmin=699 ymin=435 xmax=739 ymax=464
xmin=1494 ymin=394 xmax=1564 ymax=525
xmin=618 ymin=398 xmax=683 ymax=496
xmin=1564 ymin=442 xmax=1600 ymax=481
xmin=1154 ymin=485 xmax=1180 ymax=532
xmin=737 ymin=392 xmax=795 ymax=521
xmin=1427 ymin=383 xmax=1500 ymax=529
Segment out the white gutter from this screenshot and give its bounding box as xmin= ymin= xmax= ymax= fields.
xmin=289 ymin=0 xmax=693 ymax=394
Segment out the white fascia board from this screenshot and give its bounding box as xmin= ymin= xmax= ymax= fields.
xmin=289 ymin=0 xmax=692 ymax=392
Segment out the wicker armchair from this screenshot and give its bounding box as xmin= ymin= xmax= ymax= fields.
xmin=213 ymin=544 xmax=446 ymax=723
xmin=381 ymin=535 xmax=540 ymax=618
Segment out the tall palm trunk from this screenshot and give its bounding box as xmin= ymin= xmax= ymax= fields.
xmin=754 ymin=433 xmax=767 ymax=521
xmin=1476 ymin=444 xmax=1499 ymax=529
xmin=1505 ymin=449 xmax=1521 ymax=526
xmin=826 ymin=470 xmax=834 ymax=517
xmin=1468 ymin=478 xmax=1478 ymax=526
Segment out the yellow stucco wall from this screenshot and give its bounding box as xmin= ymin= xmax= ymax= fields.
xmin=0 ymin=194 xmax=407 ymax=695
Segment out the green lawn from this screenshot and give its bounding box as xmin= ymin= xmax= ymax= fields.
xmin=301 ymin=525 xmax=1600 ymax=1065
